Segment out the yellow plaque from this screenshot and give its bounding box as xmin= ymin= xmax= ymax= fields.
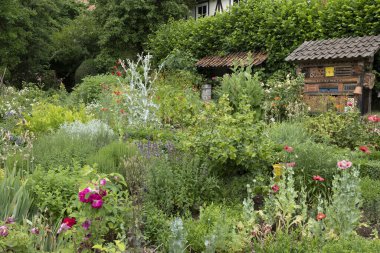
xmin=325 ymin=67 xmax=335 ymax=77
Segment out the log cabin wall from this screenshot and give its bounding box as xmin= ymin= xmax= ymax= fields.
xmin=296 ymin=60 xmax=371 ymax=113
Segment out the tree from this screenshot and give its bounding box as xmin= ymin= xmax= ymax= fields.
xmin=90 ymin=0 xmax=195 ymax=70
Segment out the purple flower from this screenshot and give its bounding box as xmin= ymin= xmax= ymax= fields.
xmin=30 ymin=227 xmax=40 ymax=235
xmin=82 ymin=220 xmax=91 ymax=230
xmin=5 ymin=217 xmax=15 ymax=224
xmin=100 ymin=179 xmax=106 ymax=186
xmin=57 ymin=223 xmax=71 ymax=234
xmin=0 ymin=226 xmax=9 ymax=237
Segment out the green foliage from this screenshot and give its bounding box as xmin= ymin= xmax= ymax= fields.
xmin=25 ymin=102 xmax=91 ymax=133
xmin=91 ymin=0 xmax=194 ymax=69
xmin=169 ymin=217 xmax=187 ymax=253
xmin=155 ymin=71 xmax=203 ymax=128
xmin=0 ymin=0 xmax=82 ymax=85
xmin=0 ymin=168 xmax=33 ymax=222
xmin=0 ymin=223 xmax=34 ymax=253
xmin=146 ymin=155 xmax=219 ymax=215
xmin=305 ymin=111 xmax=367 ymax=149
xmin=325 ymin=166 xmax=362 ymax=238
xmin=87 ymin=141 xmax=140 ymax=177
xmin=263 ymin=75 xmax=306 ymax=122
xmin=180 ymin=95 xmax=274 ymax=174
xmin=265 ymin=121 xmax=312 ymax=146
xmin=74 ymin=58 xmax=99 ymax=84
xmin=149 ymin=0 xmax=380 ymax=74
xmin=29 ymin=165 xmax=86 ymax=220
xmin=216 ymin=65 xmax=264 ymax=114
xmin=320 ymin=236 xmax=380 ymax=253
xmin=32 ymin=124 xmax=113 ymax=168
xmin=70 ymin=74 xmax=119 ymax=104
xmin=161 ymin=49 xmax=198 ymax=73
xmin=68 ymin=172 xmax=132 ymax=248
xmin=185 ymin=204 xmax=246 ymax=253
xmin=143 ymin=204 xmax=171 ymax=248
xmin=355 ymin=159 xmax=380 ymax=180
xmin=360 ymin=177 xmax=380 ymax=224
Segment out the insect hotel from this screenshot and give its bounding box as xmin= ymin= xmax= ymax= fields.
xmin=286 ymin=35 xmax=380 ymax=114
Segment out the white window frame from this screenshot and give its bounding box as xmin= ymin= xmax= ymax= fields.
xmin=196 ymin=2 xmax=208 ymax=19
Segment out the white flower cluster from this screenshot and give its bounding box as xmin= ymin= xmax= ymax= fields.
xmin=59 ymin=120 xmax=114 ymax=139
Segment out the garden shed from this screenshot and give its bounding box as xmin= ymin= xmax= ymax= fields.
xmin=196 ymin=51 xmax=267 ymax=100
xmin=286 ymin=35 xmax=380 ymax=114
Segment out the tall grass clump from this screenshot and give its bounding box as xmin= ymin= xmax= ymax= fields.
xmin=0 ymin=168 xmax=33 ymax=221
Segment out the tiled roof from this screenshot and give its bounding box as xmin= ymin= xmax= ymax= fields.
xmin=286 ymin=35 xmax=380 ymax=62
xmin=196 ymin=52 xmax=267 ymax=68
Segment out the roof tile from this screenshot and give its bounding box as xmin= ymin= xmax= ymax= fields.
xmin=286 ymin=35 xmax=380 ymax=61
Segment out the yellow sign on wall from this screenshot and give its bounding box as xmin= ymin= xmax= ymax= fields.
xmin=325 ymin=67 xmax=335 ymax=77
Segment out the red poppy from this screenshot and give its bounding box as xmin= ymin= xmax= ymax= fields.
xmin=316 ymin=213 xmax=326 ymax=221
xmin=113 ymin=90 xmax=122 ymax=96
xmin=101 ymin=108 xmax=108 ymax=111
xmin=63 ymin=217 xmax=76 ymax=228
xmin=359 ymin=145 xmax=371 ymax=154
xmin=116 ymin=71 xmax=122 ymax=77
xmin=313 ymin=175 xmax=325 ymax=182
xmin=272 ymin=184 xmax=279 ymax=193
xmin=120 ymin=109 xmax=125 ymax=114
xmin=284 ymin=145 xmax=294 ymax=153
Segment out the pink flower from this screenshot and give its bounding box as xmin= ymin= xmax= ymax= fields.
xmin=92 ymin=199 xmax=103 ymax=209
xmin=89 ymin=193 xmax=103 ymax=209
xmin=116 ymin=71 xmax=122 ymax=77
xmin=79 ymin=188 xmax=92 ymax=203
xmin=272 ymin=184 xmax=280 ymax=193
xmin=286 ymin=162 xmax=296 ymax=167
xmin=99 ymin=188 xmax=107 ymax=197
xmin=30 ymin=227 xmax=39 ymax=235
xmin=82 ymin=220 xmax=91 ymax=230
xmin=337 ymin=160 xmax=352 ymax=170
xmin=313 ymin=175 xmax=325 ymax=182
xmin=100 ymin=179 xmax=107 ymax=186
xmin=284 ymin=145 xmax=294 ymax=153
xmin=5 ymin=217 xmax=15 ymax=224
xmin=359 ymin=145 xmax=371 ymax=154
xmin=0 ymin=226 xmax=9 ymax=237
xmin=346 ymin=101 xmax=353 ymax=107
xmin=367 ymin=115 xmax=380 ymax=122
xmin=57 ymin=223 xmax=71 ymax=234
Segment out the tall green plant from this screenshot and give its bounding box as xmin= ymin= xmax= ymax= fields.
xmin=0 ymin=168 xmax=33 ymax=221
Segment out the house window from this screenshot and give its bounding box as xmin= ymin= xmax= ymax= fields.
xmin=197 ymin=3 xmax=208 ymax=18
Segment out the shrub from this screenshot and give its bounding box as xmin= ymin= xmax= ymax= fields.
xmin=321 ymin=236 xmax=380 ymax=253
xmin=216 ymin=65 xmax=264 ymax=115
xmin=185 ymin=204 xmax=246 ymax=253
xmin=74 ymin=58 xmax=98 ymax=84
xmin=143 ymin=204 xmax=171 ymax=248
xmin=155 ymin=73 xmax=203 ymax=128
xmin=145 ymin=155 xmax=219 ymax=215
xmin=360 ymin=177 xmax=380 ymax=224
xmin=25 ymin=102 xmax=91 ymax=133
xmin=87 ymin=141 xmax=140 ymax=177
xmin=0 ymin=223 xmax=34 ymax=253
xmin=305 ymin=110 xmax=367 ymax=150
xmin=265 ymin=121 xmax=312 ymax=146
xmin=180 ymin=95 xmax=274 ymax=175
xmin=263 ymin=75 xmax=306 ymax=122
xmin=29 ymin=164 xmax=86 ymax=220
xmin=70 ymin=74 xmax=118 ymax=104
xmin=32 ymin=125 xmax=112 ymax=168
